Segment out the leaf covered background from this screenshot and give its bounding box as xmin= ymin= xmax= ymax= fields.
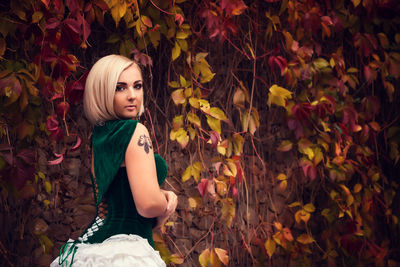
xmin=0 ymin=0 xmax=399 ymax=266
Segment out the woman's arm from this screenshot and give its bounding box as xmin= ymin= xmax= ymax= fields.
xmin=153 ymin=189 xmax=178 ymax=230
xmin=125 ymin=122 xmax=168 ymax=218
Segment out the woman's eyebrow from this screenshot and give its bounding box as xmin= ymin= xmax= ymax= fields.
xmin=116 ymin=80 xmax=142 ymax=85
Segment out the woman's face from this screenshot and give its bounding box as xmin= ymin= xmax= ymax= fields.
xmin=113 ymin=64 xmax=143 ymax=119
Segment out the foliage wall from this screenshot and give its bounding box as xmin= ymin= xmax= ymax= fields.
xmin=0 ymin=0 xmax=399 ymax=266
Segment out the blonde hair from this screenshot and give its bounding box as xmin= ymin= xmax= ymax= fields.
xmin=83 ymin=55 xmax=145 ymax=125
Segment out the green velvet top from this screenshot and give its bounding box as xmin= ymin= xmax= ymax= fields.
xmin=80 ymin=119 xmax=168 ymax=248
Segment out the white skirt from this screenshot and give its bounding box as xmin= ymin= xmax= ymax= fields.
xmin=50 ymin=234 xmax=166 ymax=267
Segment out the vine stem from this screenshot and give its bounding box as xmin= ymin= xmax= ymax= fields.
xmin=185 ymin=218 xmax=215 ymax=258
xmin=149 ymin=0 xmax=174 ymax=15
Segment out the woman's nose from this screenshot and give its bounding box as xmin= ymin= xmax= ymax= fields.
xmin=127 ymin=86 xmax=136 ymax=99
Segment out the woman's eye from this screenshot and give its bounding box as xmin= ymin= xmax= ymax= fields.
xmin=134 ymin=83 xmax=143 ymax=90
xmin=115 ymin=85 xmax=124 ymax=91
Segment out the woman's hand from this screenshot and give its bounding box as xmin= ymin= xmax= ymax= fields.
xmin=154 ymin=190 xmax=177 ymax=230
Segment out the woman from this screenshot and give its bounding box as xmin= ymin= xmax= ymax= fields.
xmin=51 ymin=55 xmax=177 ymax=266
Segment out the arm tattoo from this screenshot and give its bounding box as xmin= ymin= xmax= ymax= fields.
xmin=138 ymin=134 xmax=153 ymax=154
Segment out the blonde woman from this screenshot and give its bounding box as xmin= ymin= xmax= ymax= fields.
xmin=51 ymin=55 xmax=177 ymax=266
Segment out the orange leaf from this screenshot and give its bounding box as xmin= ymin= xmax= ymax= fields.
xmin=297 ymin=234 xmax=315 ymax=244
xmin=214 ymin=248 xmax=229 ymax=266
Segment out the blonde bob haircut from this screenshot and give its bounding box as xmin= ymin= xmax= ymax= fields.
xmin=83 ymin=54 xmax=145 ymax=125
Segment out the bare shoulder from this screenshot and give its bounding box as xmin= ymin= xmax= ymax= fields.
xmin=130 ymin=122 xmax=153 ymax=154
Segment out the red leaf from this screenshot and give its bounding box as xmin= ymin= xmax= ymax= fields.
xmin=209 ymin=131 xmax=220 ymax=148
xmin=46 ymin=115 xmax=59 ymax=131
xmin=78 ymin=14 xmax=91 ymax=42
xmin=17 ymin=149 xmax=35 ymax=165
xmin=93 ymin=0 xmax=109 ymax=11
xmin=232 ymin=186 xmax=238 ymax=199
xmin=66 ymin=0 xmax=80 ymax=15
xmin=46 ymin=18 xmax=60 ymax=29
xmin=56 ymin=101 xmax=70 ymax=118
xmin=70 ymin=135 xmax=82 ymax=150
xmin=198 ymin=179 xmax=208 ymax=197
xmin=48 ymin=153 xmax=64 ymax=165
xmin=15 ymin=159 xmax=35 ymax=189
xmin=51 ymin=93 xmax=63 ymax=101
xmin=63 ymin=18 xmax=81 ymax=34
xmin=175 ymin=14 xmax=184 ymax=26
xmin=41 ymin=0 xmax=50 ymax=9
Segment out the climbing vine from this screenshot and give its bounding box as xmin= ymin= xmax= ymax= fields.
xmin=0 ymin=0 xmax=399 ymax=266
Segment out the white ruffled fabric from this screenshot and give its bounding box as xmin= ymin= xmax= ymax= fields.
xmin=51 ymin=234 xmax=166 ymax=267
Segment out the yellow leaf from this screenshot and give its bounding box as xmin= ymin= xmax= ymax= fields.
xmin=288 ymin=201 xmax=301 ymax=208
xmin=189 ymin=97 xmax=200 ymax=109
xmin=232 ymin=134 xmax=244 ymax=156
xmin=297 ymin=234 xmax=315 ymax=244
xmin=267 ymin=84 xmax=292 ymax=107
xmin=210 ymin=249 xmax=222 ymax=267
xmin=172 ymin=115 xmax=184 ymax=130
xmin=187 ymin=113 xmax=201 ymax=127
xmin=313 ymin=58 xmax=330 ymax=69
xmin=249 ymin=109 xmax=259 ymax=135
xmin=224 ymin=160 xmax=237 ymax=177
xmin=188 ymin=197 xmax=198 ymax=209
xmin=233 ymin=88 xmax=246 ymax=107
xmin=313 ymin=147 xmax=323 ymax=165
xmin=220 ymin=198 xmax=235 ymax=228
xmin=277 ymin=173 xmax=287 ymax=181
xmin=209 ymin=107 xmax=227 ymax=120
xmin=207 ymin=115 xmax=221 ymax=134
xmin=179 ymin=75 xmax=187 ymax=87
xmin=278 ymin=140 xmax=293 ymax=151
xmin=295 ymin=210 xmax=310 ymax=224
xmin=44 ymin=181 xmax=52 ymax=194
xmin=279 ymin=180 xmax=287 ymax=191
xmin=198 ymin=99 xmax=210 ymax=113
xmin=241 ymin=112 xmax=249 ymax=133
xmin=172 ymin=41 xmax=181 ymax=61
xmin=176 ymin=30 xmax=189 ymax=39
xmin=184 ymin=87 xmax=192 ymax=97
xmin=168 ymin=81 xmax=180 ymax=88
xmin=353 ymin=183 xmax=362 ymax=193
xmin=176 ymin=128 xmax=189 ymax=149
xmin=171 ymin=89 xmax=186 ymax=105
xmin=352 ymin=0 xmax=361 ymax=7
xmin=214 ymin=248 xmax=229 ymax=266
xmin=169 ymin=253 xmax=184 ymax=264
xmin=199 ymin=249 xmax=211 ymax=267
xmin=273 ymin=221 xmax=282 ymax=230
xmin=265 ymin=238 xmax=276 ymax=258
xmin=303 ymin=203 xmax=316 ymax=213
xmin=182 ymin=165 xmax=192 ymax=182
xmin=177 ymin=39 xmax=188 ymax=52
